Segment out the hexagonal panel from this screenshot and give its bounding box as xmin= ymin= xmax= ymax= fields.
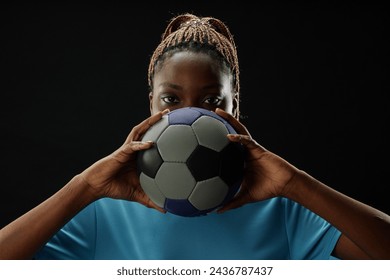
xmin=141 ymin=116 xmax=169 ymax=142
xmin=192 ymin=116 xmax=229 ymax=152
xmin=191 ymin=107 xmax=238 ymax=134
xmin=189 ymin=177 xmax=229 ymax=210
xmin=155 ymin=162 xmax=196 ymax=199
xmin=139 ymin=173 xmax=166 ymax=208
xmin=157 ymin=125 xmax=198 ymax=162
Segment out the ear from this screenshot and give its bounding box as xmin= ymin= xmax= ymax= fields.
xmin=149 ymin=92 xmax=154 ymax=115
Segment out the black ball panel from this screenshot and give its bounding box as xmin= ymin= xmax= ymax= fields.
xmin=220 ymin=142 xmax=245 ymax=187
xmin=137 ymin=147 xmax=163 ymax=178
xmin=187 ymin=146 xmax=220 ymax=181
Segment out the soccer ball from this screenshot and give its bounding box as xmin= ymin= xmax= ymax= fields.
xmin=137 ymin=107 xmax=245 ymax=217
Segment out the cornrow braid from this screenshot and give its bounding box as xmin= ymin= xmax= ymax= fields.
xmin=148 ymin=13 xmax=241 ymax=118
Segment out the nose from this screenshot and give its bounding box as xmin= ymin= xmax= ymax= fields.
xmin=182 ymin=97 xmax=201 ymax=108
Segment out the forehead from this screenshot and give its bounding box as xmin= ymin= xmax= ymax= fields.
xmin=155 ymin=51 xmax=231 ymax=78
xmin=153 ymin=52 xmax=232 ymax=88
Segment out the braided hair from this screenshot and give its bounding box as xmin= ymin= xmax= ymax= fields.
xmin=147 ymin=13 xmax=241 ymax=118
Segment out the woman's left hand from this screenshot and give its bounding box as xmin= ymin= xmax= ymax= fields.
xmin=215 ymin=108 xmax=299 ymax=213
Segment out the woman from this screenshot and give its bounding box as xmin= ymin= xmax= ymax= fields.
xmin=1 ymin=13 xmax=389 ymax=260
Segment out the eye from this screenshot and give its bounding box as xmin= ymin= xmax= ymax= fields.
xmin=161 ymin=95 xmax=180 ymax=104
xmin=203 ymin=96 xmax=222 ymax=105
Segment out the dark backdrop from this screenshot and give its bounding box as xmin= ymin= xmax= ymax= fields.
xmin=1 ymin=2 xmax=389 ymax=228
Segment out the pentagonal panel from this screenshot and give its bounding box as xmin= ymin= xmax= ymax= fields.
xmin=155 ymin=162 xmax=196 ymax=199
xmin=220 ymin=142 xmax=245 ymax=186
xmin=192 ymin=116 xmax=229 ymax=152
xmin=187 ymin=146 xmax=220 ymax=181
xmin=164 ymin=199 xmax=200 ymax=217
xmin=157 ymin=125 xmax=198 ymax=162
xmin=222 ymin=180 xmax=241 ymax=207
xmin=189 ymin=177 xmax=229 ymax=210
xmin=139 ymin=173 xmax=166 ymax=208
xmin=136 ymin=146 xmax=163 ymax=178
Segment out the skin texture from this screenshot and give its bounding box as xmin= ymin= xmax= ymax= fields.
xmin=0 ymin=50 xmax=389 ymax=260
xmin=149 ymin=52 xmax=235 ymax=116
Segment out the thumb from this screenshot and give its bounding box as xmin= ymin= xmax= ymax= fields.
xmin=217 ymin=191 xmax=251 ymax=214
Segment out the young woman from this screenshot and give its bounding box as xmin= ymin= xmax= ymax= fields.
xmin=1 ymin=13 xmax=389 ymax=260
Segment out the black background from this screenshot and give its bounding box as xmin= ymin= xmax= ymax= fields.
xmin=1 ymin=2 xmax=389 ymax=228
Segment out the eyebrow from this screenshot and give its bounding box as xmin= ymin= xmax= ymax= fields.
xmin=158 ymin=82 xmax=223 ymax=91
xmin=158 ymin=82 xmax=182 ymax=90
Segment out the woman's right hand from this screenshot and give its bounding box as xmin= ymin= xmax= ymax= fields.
xmin=78 ymin=109 xmax=170 ymax=213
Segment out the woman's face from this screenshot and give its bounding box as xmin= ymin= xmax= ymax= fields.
xmin=149 ymin=51 xmax=236 ymax=116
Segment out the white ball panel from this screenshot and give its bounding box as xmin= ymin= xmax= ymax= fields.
xmin=189 ymin=177 xmax=229 ymax=210
xmin=139 ymin=173 xmax=166 ymax=208
xmin=141 ymin=116 xmax=169 ymax=142
xmin=155 ymin=162 xmax=196 ymax=199
xmin=192 ymin=116 xmax=229 ymax=152
xmin=157 ymin=125 xmax=198 ymax=162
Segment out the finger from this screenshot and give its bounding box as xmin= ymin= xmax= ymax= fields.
xmin=227 ymin=134 xmax=267 ymax=152
xmin=144 ymin=199 xmax=167 ymax=214
xmin=215 ymin=108 xmax=251 ymax=136
xmin=126 ymin=109 xmax=170 ymax=143
xmin=113 ymin=141 xmax=154 ymax=163
xmin=126 ymin=141 xmax=154 ymax=152
xmin=146 ymin=108 xmax=170 ymax=128
xmin=227 ymin=134 xmax=251 ymax=145
xmin=217 ymin=191 xmax=249 ymax=213
xmin=132 ymin=187 xmax=167 ymax=214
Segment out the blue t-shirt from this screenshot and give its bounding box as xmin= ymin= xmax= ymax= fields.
xmin=34 ymin=197 xmax=341 ymax=260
